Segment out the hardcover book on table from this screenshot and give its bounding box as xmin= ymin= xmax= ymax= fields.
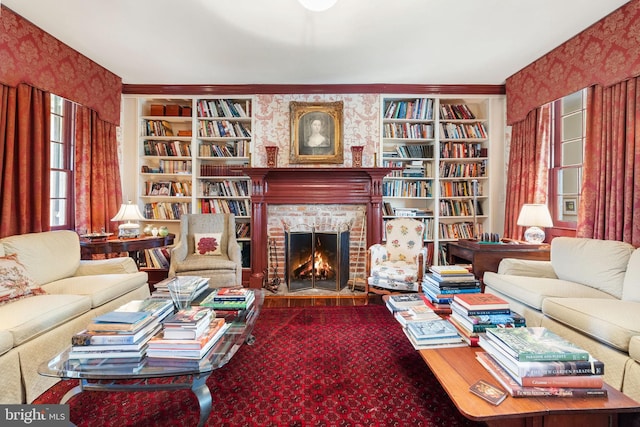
xmin=452 ymin=293 xmax=510 ymax=312
xmin=406 ymin=318 xmax=460 ymax=341
xmin=485 ymin=327 xmax=590 ymax=362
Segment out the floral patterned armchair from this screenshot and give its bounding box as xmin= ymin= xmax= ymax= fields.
xmin=366 ymin=218 xmax=427 ymax=294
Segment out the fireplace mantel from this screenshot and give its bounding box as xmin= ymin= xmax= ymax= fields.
xmin=242 ymin=167 xmax=397 ymax=287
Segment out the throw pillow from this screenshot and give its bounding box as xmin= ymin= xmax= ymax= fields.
xmin=194 ymin=233 xmax=222 ymax=256
xmin=0 ymin=254 xmax=46 ymax=306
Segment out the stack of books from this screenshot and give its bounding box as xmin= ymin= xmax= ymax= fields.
xmin=448 ymin=293 xmax=525 ymax=346
xmin=421 ymin=265 xmax=481 ymax=312
xmin=147 ymin=306 xmax=230 ymax=362
xmin=394 ymin=302 xmax=441 ymax=327
xmin=384 ymin=293 xmax=426 ymax=313
xmin=477 ymin=327 xmax=607 ymax=397
xmin=69 ymin=304 xmax=166 ymax=362
xmin=199 ymin=287 xmax=255 ymax=310
xmin=403 ymin=318 xmax=465 ymax=350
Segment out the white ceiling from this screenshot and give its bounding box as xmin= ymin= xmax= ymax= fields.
xmin=3 ymin=0 xmax=631 ymax=86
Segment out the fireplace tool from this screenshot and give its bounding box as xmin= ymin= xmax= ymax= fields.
xmin=263 ymin=237 xmax=281 ymax=293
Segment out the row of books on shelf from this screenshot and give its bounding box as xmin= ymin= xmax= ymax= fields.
xmin=382 ymin=203 xmax=433 ymax=218
xmin=144 ymin=120 xmax=175 ymax=137
xmin=236 ymin=222 xmax=250 ymax=238
xmin=387 ymin=144 xmax=435 ymax=159
xmin=198 ymin=120 xmax=251 ymax=139
xmin=142 ymin=160 xmax=192 ymax=175
xmin=383 ymin=180 xmax=432 ymax=198
xmin=440 ymin=180 xmax=482 ymax=197
xmin=143 ymin=202 xmax=191 ymax=220
xmin=440 ymin=122 xmax=487 ymax=140
xmin=141 ymin=247 xmax=171 ymax=269
xmin=383 ymin=98 xmax=435 ymax=121
xmin=383 ymin=123 xmax=434 ymax=139
xmin=143 ymin=140 xmax=191 ymax=157
xmin=439 ymin=221 xmax=480 ymax=240
xmin=439 ymin=161 xmax=486 ymax=178
xmin=198 ymin=198 xmax=250 ymax=216
xmin=199 ymin=164 xmax=246 ymax=177
xmin=384 ymin=160 xmax=434 ymax=178
xmin=199 ymin=179 xmax=249 ymax=197
xmin=199 ymin=140 xmax=249 ymax=158
xmin=440 ymin=104 xmax=476 ymax=120
xmin=143 ymin=180 xmax=192 ymax=197
xmin=196 ymin=99 xmax=250 ymax=119
xmin=439 ymin=199 xmax=483 ymax=217
xmin=440 ymin=142 xmax=486 ymax=159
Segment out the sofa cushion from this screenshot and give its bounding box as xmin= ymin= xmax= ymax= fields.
xmin=542 ymin=298 xmax=640 ymax=352
xmin=0 ymin=294 xmax=91 ymax=346
xmin=622 ymin=249 xmax=640 ymax=302
xmin=194 ymin=233 xmax=222 ymax=255
xmin=483 ymin=272 xmax=616 ymax=311
xmin=40 ymin=272 xmax=148 ymax=308
xmin=0 ymin=330 xmax=14 ymax=356
xmin=0 ymin=254 xmax=47 ymax=306
xmin=497 ymin=259 xmax=557 ymax=278
xmin=173 ymin=254 xmax=238 ymax=274
xmin=0 ymin=230 xmax=81 ymax=286
xmin=551 ymin=237 xmax=635 ymax=298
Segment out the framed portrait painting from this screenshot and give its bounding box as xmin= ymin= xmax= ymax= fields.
xmin=290 ymin=101 xmax=343 ymax=164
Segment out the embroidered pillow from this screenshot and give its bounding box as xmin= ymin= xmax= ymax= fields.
xmin=194 ymin=233 xmax=222 ymax=256
xmin=0 ymin=254 xmax=46 ymax=306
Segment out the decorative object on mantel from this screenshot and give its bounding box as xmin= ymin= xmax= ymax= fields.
xmin=351 ymin=145 xmax=364 ymax=167
xmin=265 ymin=146 xmax=278 ymax=167
xmin=289 ymin=101 xmax=344 ymax=165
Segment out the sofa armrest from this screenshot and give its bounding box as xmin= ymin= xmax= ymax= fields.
xmin=75 ymin=257 xmax=139 ymax=276
xmin=497 ymin=258 xmax=557 ymax=278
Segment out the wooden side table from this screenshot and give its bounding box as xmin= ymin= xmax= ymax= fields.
xmin=80 ymin=234 xmax=175 ymax=288
xmin=447 ymin=239 xmax=550 ymax=287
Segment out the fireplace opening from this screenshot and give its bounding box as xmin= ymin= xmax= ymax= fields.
xmin=285 ymin=227 xmax=349 ymax=292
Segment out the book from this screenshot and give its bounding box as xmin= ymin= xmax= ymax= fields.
xmin=469 ymin=379 xmax=507 ymax=405
xmin=199 ymin=290 xmax=255 ymax=310
xmin=147 ymin=321 xmax=230 ymax=359
xmin=393 ymin=309 xmax=440 ymax=326
xmin=485 ymin=327 xmax=590 ymax=362
xmin=86 ymin=312 xmax=158 ymax=333
xmin=387 ymin=293 xmax=424 ymax=308
xmin=475 ymin=352 xmax=607 ymax=398
xmin=406 ymin=318 xmax=460 ymax=341
xmin=114 ymin=298 xmax=174 ymax=321
xmin=68 ymin=346 xmax=147 ymax=360
xmin=449 ymin=308 xmax=525 ymax=334
xmin=402 ymin=328 xmax=465 ymax=350
xmin=478 ymin=335 xmax=604 ymax=377
xmin=72 ymin=322 xmax=162 ymax=346
xmin=429 ymin=265 xmax=470 ymax=275
xmin=452 ymin=293 xmax=510 ymax=312
xmin=149 ymin=318 xmax=228 ymax=350
xmin=162 ymin=306 xmax=212 ymax=327
xmin=210 ymin=287 xmax=252 ymax=301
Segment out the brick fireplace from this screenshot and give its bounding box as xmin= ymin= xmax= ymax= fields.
xmin=242 ymin=167 xmax=394 ymax=289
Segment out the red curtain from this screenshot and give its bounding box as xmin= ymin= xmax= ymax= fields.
xmin=0 ymin=83 xmax=50 ymax=238
xmin=503 ymin=105 xmax=551 ymax=240
xmin=74 ymin=106 xmax=123 ymax=235
xmin=578 ymin=79 xmax=640 ymax=246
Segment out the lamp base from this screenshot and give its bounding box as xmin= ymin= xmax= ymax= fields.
xmin=523 ymin=226 xmax=545 ymax=244
xmin=118 ymin=222 xmax=140 ymax=239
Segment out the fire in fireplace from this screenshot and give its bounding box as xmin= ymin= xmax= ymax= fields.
xmin=285 ymin=226 xmax=349 ymax=292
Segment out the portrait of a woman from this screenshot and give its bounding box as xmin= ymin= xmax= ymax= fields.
xmin=299 ymin=112 xmax=333 ymax=155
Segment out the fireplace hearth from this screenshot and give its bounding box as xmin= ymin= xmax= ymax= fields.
xmin=285 ymin=226 xmax=350 ymax=292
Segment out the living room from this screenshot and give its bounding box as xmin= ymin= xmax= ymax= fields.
xmin=1 ymin=0 xmax=640 ymax=424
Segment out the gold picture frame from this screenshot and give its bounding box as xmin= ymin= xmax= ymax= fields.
xmin=290 ymin=101 xmax=343 ymax=164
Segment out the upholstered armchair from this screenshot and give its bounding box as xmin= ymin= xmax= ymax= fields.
xmin=366 ymin=218 xmax=427 ymax=294
xmin=169 ymin=213 xmax=242 ymax=288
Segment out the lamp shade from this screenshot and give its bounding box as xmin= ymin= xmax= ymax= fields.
xmin=516 ymin=204 xmax=553 ymax=227
xmin=517 ymin=204 xmax=553 ymax=244
xmin=298 ymin=0 xmax=338 ymax=12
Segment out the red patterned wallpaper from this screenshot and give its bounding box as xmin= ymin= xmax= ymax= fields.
xmin=506 ymin=0 xmax=640 ymax=125
xmin=0 ymin=6 xmax=122 ymax=125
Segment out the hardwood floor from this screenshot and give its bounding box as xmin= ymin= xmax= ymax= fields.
xmin=263 ymin=294 xmax=384 ymax=308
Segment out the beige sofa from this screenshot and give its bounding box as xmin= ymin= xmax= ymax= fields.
xmin=0 ymin=230 xmax=150 ymax=403
xmin=483 ymin=237 xmax=640 ymax=401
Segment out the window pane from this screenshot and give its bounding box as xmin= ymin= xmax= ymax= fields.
xmin=50 ymin=199 xmax=66 ymax=226
xmin=561 ymin=91 xmax=583 ymax=115
xmin=51 ymin=142 xmax=64 ymax=169
xmin=51 ymin=115 xmax=63 ymax=143
xmin=561 ymin=111 xmax=583 ymax=141
xmin=561 ymin=140 xmax=583 ymax=166
xmin=51 ymin=95 xmax=64 ymax=115
xmin=50 ymin=171 xmax=67 ymax=198
xmin=559 ymin=168 xmax=580 ymax=195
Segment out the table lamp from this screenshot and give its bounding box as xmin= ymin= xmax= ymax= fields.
xmin=111 ymin=201 xmax=146 ymax=238
xmin=517 ymin=204 xmax=553 ymax=244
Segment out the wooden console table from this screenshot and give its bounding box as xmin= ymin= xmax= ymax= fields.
xmin=80 ymin=234 xmax=175 ymax=264
xmin=447 ymin=239 xmax=550 ymax=285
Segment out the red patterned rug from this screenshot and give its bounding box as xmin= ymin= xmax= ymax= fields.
xmin=34 ymin=305 xmax=485 ymax=426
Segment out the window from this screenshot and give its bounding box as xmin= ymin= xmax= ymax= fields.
xmin=549 ymin=89 xmax=586 ymax=228
xmin=50 ymin=95 xmax=75 ymax=230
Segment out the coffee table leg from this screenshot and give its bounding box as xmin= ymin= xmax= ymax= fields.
xmin=192 ymin=374 xmax=212 ymax=427
xmin=60 ymin=380 xmax=85 ymax=404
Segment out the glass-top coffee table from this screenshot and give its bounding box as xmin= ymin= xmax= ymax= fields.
xmin=39 ymin=289 xmax=264 ymax=427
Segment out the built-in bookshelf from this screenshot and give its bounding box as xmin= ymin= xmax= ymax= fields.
xmin=135 ymin=96 xmax=254 ymax=273
xmin=380 ymin=96 xmax=494 ymax=265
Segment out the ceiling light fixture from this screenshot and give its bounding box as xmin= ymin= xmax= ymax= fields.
xmin=298 ymin=0 xmax=338 ymax=12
